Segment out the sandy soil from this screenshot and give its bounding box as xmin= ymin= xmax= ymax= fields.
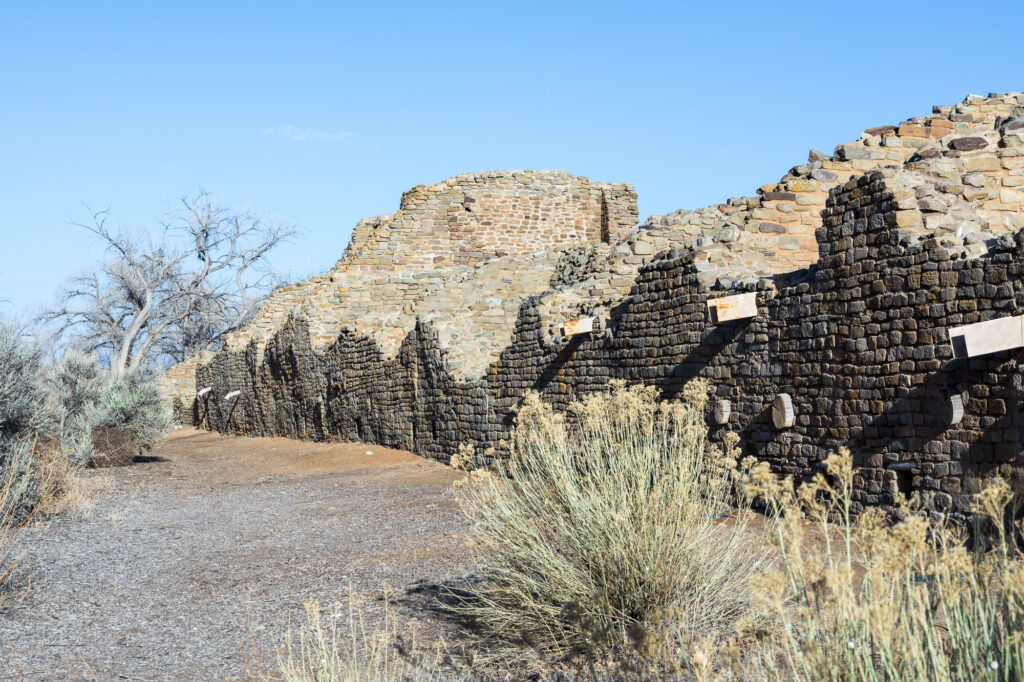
xmin=0 ymin=428 xmax=473 ymax=680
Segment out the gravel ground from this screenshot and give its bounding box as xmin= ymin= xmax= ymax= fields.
xmin=0 ymin=429 xmax=473 ymax=680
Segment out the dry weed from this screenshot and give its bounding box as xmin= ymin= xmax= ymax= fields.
xmin=272 ymin=587 xmax=470 ymax=682
xmin=31 ymin=442 xmax=107 ymax=518
xmin=732 ymin=448 xmax=1024 ymax=681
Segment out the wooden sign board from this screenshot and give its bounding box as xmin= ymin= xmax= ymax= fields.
xmin=562 ymin=317 xmax=594 ymax=336
xmin=707 ymin=292 xmax=758 ymax=323
xmin=948 ymin=315 xmax=1024 ymax=359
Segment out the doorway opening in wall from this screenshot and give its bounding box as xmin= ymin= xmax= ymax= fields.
xmin=355 ymin=416 xmax=366 ymax=442
xmin=896 ymin=469 xmax=914 ymax=496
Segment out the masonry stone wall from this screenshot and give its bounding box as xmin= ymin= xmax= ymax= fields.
xmin=555 ymin=92 xmax=1024 ymax=302
xmin=190 ymin=165 xmax=1024 ymax=517
xmin=172 ymin=93 xmax=1024 ymax=517
xmin=208 ymin=171 xmax=636 ymax=379
xmin=160 ymin=352 xmax=214 ymax=423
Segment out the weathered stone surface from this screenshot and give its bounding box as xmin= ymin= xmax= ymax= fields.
xmin=865 ymin=125 xmax=898 ymax=137
xmin=963 ymin=156 xmax=1001 ymax=172
xmin=950 ymin=136 xmax=989 ymax=151
xmin=918 ymin=197 xmax=947 ymax=212
xmin=899 ymin=123 xmax=928 ymax=138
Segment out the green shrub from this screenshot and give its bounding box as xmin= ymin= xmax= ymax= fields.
xmin=0 ymin=328 xmax=172 ymax=516
xmin=451 ymin=380 xmax=769 ymax=665
xmin=0 ymin=326 xmax=55 ymax=519
xmin=49 ymin=351 xmax=106 ymax=464
xmin=90 ymin=370 xmax=173 ymax=454
xmin=48 ymin=351 xmax=172 ymax=464
xmin=0 ymin=326 xmax=50 ymax=444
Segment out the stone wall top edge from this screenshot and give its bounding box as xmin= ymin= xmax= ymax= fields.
xmin=399 ymin=169 xmax=633 ymax=195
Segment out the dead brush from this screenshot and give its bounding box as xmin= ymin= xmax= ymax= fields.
xmin=732 ymin=449 xmax=1024 ymax=682
xmin=272 ymin=586 xmax=472 ymax=682
xmin=449 ymin=379 xmax=771 ymax=670
xmin=0 ymin=438 xmax=59 ymax=608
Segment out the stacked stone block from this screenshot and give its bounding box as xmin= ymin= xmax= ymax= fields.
xmin=160 ymin=351 xmax=214 ymax=423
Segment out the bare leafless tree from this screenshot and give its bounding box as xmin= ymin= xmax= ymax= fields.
xmin=42 ymin=190 xmax=295 ymax=374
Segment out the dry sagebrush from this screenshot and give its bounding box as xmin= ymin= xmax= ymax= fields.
xmin=450 ymin=380 xmax=770 ymax=666
xmin=736 ymin=450 xmax=1024 ymax=682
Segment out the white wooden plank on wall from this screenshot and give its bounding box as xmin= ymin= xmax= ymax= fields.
xmin=948 ymin=315 xmax=1024 ymax=359
xmin=707 ymin=292 xmax=758 ymax=323
xmin=772 ymin=393 xmax=795 ymax=429
xmin=562 ymin=317 xmax=594 ymax=336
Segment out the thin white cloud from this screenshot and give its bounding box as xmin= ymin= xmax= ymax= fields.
xmin=261 ymin=125 xmax=353 ymax=142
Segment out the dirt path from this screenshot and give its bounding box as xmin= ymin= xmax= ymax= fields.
xmin=0 ymin=429 xmax=472 ymax=680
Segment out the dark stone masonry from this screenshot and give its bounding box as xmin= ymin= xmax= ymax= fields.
xmin=192 ymin=165 xmax=1024 ymax=518
xmin=172 ymin=92 xmax=1024 ymax=518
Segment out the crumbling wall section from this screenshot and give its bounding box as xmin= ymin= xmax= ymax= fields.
xmin=224 ymin=170 xmax=637 ymax=356
xmin=192 ymin=165 xmax=1024 ymax=516
xmin=179 ymin=93 xmax=1024 ymax=517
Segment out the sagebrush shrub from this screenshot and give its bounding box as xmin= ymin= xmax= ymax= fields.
xmin=0 ymin=328 xmax=172 ymax=516
xmin=47 ymin=351 xmax=172 ymax=463
xmin=90 ymin=370 xmax=173 ymax=454
xmin=451 ymin=379 xmax=769 ymax=663
xmin=0 ymin=326 xmax=56 ymax=519
xmin=0 ymin=326 xmax=50 ymax=444
xmin=49 ymin=351 xmax=106 ymax=463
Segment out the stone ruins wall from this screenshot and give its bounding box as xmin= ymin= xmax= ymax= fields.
xmin=160 ymin=352 xmax=214 ymax=423
xmin=549 ymin=92 xmax=1024 ymax=306
xmin=172 ymin=93 xmax=1024 ymax=517
xmin=212 ymin=170 xmax=636 ymax=378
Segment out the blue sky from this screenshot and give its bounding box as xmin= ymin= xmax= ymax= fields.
xmin=2 ymin=0 xmax=1022 ymax=317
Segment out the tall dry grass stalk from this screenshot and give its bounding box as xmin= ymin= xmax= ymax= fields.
xmin=274 ymin=591 xmax=468 ymax=682
xmin=0 ymin=443 xmax=34 ymax=579
xmin=736 ymin=449 xmax=1024 ymax=682
xmin=451 ymin=380 xmax=770 ymax=665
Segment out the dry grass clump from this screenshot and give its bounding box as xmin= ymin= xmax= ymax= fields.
xmin=273 ymin=590 xmax=470 ymax=682
xmin=0 ymin=442 xmax=36 ymax=580
xmin=732 ymin=450 xmax=1024 ymax=682
xmin=450 ymin=380 xmax=770 ymax=668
